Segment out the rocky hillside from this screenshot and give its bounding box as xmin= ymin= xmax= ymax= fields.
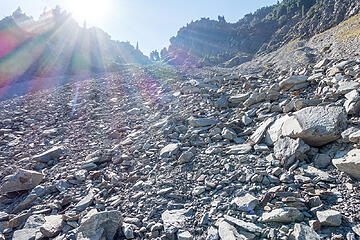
xmin=165 ymin=0 xmax=360 ymax=67
xmin=0 ymin=7 xmax=149 ymax=89
xmin=0 ymin=54 xmax=360 ymax=239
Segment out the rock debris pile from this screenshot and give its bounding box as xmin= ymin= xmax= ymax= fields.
xmin=0 ymin=60 xmax=360 ymax=240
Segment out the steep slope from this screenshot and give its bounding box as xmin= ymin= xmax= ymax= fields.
xmin=0 ymin=60 xmax=360 ymax=239
xmin=165 ymin=0 xmax=360 ymax=67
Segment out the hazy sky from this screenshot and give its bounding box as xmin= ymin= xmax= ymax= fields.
xmin=1 ymin=0 xmax=278 ymax=56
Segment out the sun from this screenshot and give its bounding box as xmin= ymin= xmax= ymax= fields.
xmin=65 ymin=0 xmax=111 ymax=23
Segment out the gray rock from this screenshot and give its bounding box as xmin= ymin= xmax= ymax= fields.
xmin=316 ymin=209 xmax=342 ymax=226
xmin=217 ymin=220 xmax=255 ymax=240
xmin=344 ymin=90 xmax=360 ymax=115
xmin=162 ymin=208 xmax=193 ymax=233
xmin=76 ymin=210 xmax=122 ymax=240
xmin=40 ymin=215 xmax=64 ymax=238
xmin=292 ymin=223 xmax=321 ymax=240
xmin=243 ymin=93 xmax=266 ymax=107
xmin=265 ymin=115 xmax=292 ymax=146
xmin=177 ymin=230 xmax=193 ymax=240
xmin=231 ymin=193 xmax=259 ymax=212
xmin=333 ymin=149 xmax=360 ymax=179
xmin=188 ymin=117 xmax=219 ymax=127
xmin=274 ymin=137 xmax=309 ymax=168
xmin=281 ymin=106 xmax=347 ymax=147
xmin=12 ymin=228 xmax=39 ymax=240
xmin=226 ymin=144 xmax=252 ymax=155
xmin=249 ymin=117 xmax=274 ymax=144
xmin=222 ymin=128 xmax=237 ymax=141
xmin=279 ymin=76 xmax=308 ymax=90
xmin=261 ymin=208 xmax=304 ymax=223
xmin=75 ymin=189 xmax=94 ymax=211
xmin=32 ymin=146 xmax=65 ymax=163
xmin=206 ymin=226 xmax=219 ymax=240
xmin=0 ymin=169 xmax=44 ymax=194
xmin=223 ymin=215 xmax=262 ymax=233
xmin=314 ymin=154 xmax=331 ymax=169
xmin=160 ymin=143 xmax=181 ymax=159
xmin=178 ymin=151 xmax=194 ymax=164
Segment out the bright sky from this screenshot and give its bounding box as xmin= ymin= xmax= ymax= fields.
xmin=0 ymin=0 xmax=278 ymax=56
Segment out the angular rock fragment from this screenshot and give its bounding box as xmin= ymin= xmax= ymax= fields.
xmin=291 ymin=223 xmax=321 ymax=240
xmin=40 ymin=215 xmax=64 ymax=238
xmin=32 ymin=146 xmax=66 ymax=163
xmin=274 ymin=137 xmax=309 ymax=168
xmin=188 ymin=117 xmax=219 ymax=127
xmin=226 ymin=144 xmax=252 ymax=155
xmin=333 ymin=149 xmax=360 ymax=179
xmin=162 ymin=208 xmax=193 ymax=233
xmin=261 ymin=208 xmax=304 ymax=223
xmin=279 ymin=76 xmax=308 ymax=91
xmin=76 ymin=210 xmax=122 ymax=240
xmin=316 ymin=209 xmax=342 ymax=227
xmin=249 ymin=117 xmax=274 ymax=144
xmin=0 ymin=169 xmax=44 ymax=194
xmin=231 ymin=193 xmax=259 ymax=212
xmin=160 ymin=143 xmax=181 ymax=159
xmin=281 ymin=106 xmax=347 ymax=147
xmin=344 ymin=90 xmax=360 ymax=115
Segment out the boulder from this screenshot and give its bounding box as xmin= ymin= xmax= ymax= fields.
xmin=333 ymin=149 xmax=360 ymax=179
xmin=231 ymin=193 xmax=259 ymax=212
xmin=160 ymin=143 xmax=181 ymax=159
xmin=217 ymin=220 xmax=255 ymax=240
xmin=292 ymin=223 xmax=321 ymax=240
xmin=32 ymin=146 xmax=66 ymax=163
xmin=261 ymin=208 xmax=304 ymax=223
xmin=243 ymin=93 xmax=266 ymax=107
xmin=161 ymin=208 xmax=193 ymax=232
xmin=76 ymin=210 xmax=122 ymax=240
xmin=12 ymin=228 xmax=39 ymax=240
xmin=316 ymin=210 xmax=342 ymax=226
xmin=223 ymin=215 xmax=262 ymax=233
xmin=188 ymin=117 xmax=219 ymax=127
xmin=249 ymin=117 xmax=274 ymax=144
xmin=344 ymin=90 xmax=360 ymax=115
xmin=40 ymin=215 xmax=64 ymax=238
xmin=281 ymin=106 xmax=347 ymax=147
xmin=279 ymin=76 xmax=308 ymax=90
xmin=0 ymin=169 xmax=44 ymax=194
xmin=274 ymin=137 xmax=309 ymax=168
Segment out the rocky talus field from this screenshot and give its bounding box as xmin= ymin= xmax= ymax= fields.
xmin=1 ymin=59 xmax=360 ymax=240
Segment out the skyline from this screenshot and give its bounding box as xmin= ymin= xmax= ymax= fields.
xmin=0 ymin=0 xmax=278 ymax=56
